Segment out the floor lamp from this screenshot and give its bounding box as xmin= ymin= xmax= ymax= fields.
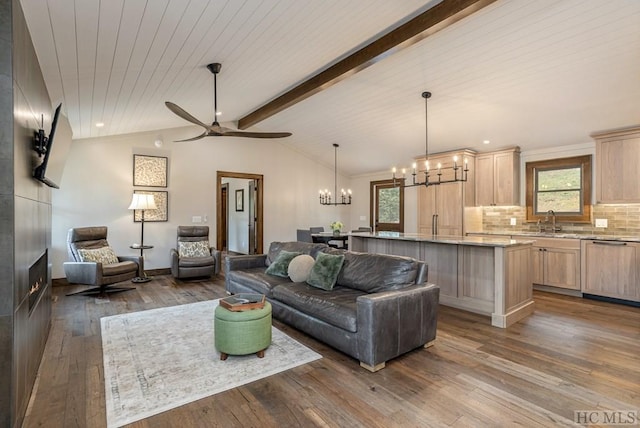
xmin=128 ymin=193 xmax=157 ymax=283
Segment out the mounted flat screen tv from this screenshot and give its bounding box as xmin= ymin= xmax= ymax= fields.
xmin=33 ymin=103 xmax=62 ymax=189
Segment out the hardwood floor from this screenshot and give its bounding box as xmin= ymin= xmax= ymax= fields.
xmin=23 ymin=276 xmax=639 ymax=427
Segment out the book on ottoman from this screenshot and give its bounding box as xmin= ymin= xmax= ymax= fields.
xmin=220 ymin=293 xmax=266 ymax=311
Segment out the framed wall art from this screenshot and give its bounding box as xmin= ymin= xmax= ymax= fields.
xmin=133 ymin=190 xmax=168 ymax=222
xmin=133 ymin=154 xmax=168 ymax=187
xmin=235 ymin=189 xmax=244 ymax=212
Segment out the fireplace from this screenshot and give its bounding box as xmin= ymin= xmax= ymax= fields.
xmin=29 ymin=250 xmax=48 ymax=313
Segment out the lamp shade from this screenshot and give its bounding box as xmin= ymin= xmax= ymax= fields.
xmin=128 ymin=193 xmax=157 ymax=210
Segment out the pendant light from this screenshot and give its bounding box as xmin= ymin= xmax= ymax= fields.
xmin=392 ymin=91 xmax=468 ymax=187
xmin=319 ymin=144 xmax=352 ymax=205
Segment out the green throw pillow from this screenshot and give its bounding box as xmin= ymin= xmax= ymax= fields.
xmin=265 ymin=250 xmax=302 ymax=277
xmin=306 ymin=252 xmax=345 ymax=291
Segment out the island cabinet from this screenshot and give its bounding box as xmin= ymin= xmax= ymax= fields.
xmin=350 ymin=233 xmax=534 ymax=328
xmin=531 ymin=237 xmax=581 ymax=290
xmin=581 ymin=239 xmax=640 ymax=302
xmin=475 ymin=147 xmax=520 ymax=206
xmin=417 ymin=150 xmax=476 ymax=236
xmin=592 ymin=125 xmax=640 ymax=203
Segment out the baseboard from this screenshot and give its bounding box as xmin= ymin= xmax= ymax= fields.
xmin=53 ymin=268 xmax=171 ymax=287
xmin=146 ymin=268 xmax=171 ymax=276
xmin=583 ymin=294 xmax=640 ymax=308
xmin=533 ymin=284 xmax=582 ymax=297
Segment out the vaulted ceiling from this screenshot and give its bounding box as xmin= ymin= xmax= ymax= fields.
xmin=20 ymin=0 xmax=640 ymax=175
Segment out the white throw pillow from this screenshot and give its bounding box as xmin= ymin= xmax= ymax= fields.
xmin=287 ymin=254 xmax=315 ymax=283
xmin=178 ymin=240 xmax=210 ymax=258
xmin=78 ymin=246 xmax=119 ymax=265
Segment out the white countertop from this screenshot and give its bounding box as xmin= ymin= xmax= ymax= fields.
xmin=467 ymin=231 xmax=640 ymax=243
xmin=350 ymin=232 xmax=534 ymax=247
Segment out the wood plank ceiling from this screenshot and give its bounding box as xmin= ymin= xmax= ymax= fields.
xmin=19 ymin=0 xmax=640 ymax=175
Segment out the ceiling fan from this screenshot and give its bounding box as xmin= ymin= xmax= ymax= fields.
xmin=165 ymin=63 xmax=292 ymax=141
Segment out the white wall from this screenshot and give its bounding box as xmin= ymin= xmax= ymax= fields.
xmin=51 ymin=125 xmax=353 ymax=278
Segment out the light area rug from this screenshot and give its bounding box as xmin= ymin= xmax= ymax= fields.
xmin=101 ymin=299 xmax=321 ymax=428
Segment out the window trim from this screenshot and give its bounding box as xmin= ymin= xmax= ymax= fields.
xmin=525 ymin=155 xmax=592 ymax=223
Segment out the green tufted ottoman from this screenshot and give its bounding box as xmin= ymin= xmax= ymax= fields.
xmin=214 ymin=301 xmax=272 ymax=360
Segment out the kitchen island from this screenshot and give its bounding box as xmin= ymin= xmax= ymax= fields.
xmin=349 ymin=232 xmax=535 ymax=328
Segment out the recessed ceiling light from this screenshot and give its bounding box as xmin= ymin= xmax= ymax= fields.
xmin=483 ymin=140 xmax=490 ymax=144
xmin=96 ymin=122 xmax=104 ymax=128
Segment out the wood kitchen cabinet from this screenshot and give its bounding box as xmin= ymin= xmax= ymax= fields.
xmin=531 ymin=237 xmax=580 ymax=290
xmin=417 ymin=150 xmax=476 ymax=236
xmin=581 ymin=239 xmax=640 ymax=302
xmin=475 ymin=147 xmax=520 ymax=206
xmin=418 ymin=182 xmax=464 ymax=235
xmin=593 ymin=126 xmax=640 ymax=203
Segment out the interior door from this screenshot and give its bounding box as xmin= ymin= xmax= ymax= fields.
xmin=370 ymin=179 xmax=404 ymax=232
xmin=248 ymin=179 xmax=258 ymax=254
xmin=221 ymin=183 xmax=228 ymax=251
xmin=217 ymin=171 xmax=264 ymax=254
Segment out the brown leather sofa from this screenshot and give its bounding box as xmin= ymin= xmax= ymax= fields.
xmin=225 ymin=241 xmax=439 ymax=371
xmin=170 ymin=226 xmax=221 ymax=279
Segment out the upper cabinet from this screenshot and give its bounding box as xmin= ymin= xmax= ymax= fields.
xmin=475 ymin=147 xmax=520 ymax=206
xmin=416 ymin=149 xmax=476 ymax=236
xmin=593 ymin=126 xmax=640 ymax=203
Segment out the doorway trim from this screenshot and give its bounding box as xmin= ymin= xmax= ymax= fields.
xmin=370 ymin=178 xmax=405 ymax=232
xmin=216 ymin=171 xmax=264 ymax=254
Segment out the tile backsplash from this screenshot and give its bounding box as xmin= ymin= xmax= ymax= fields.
xmin=482 ymin=205 xmax=640 ymax=237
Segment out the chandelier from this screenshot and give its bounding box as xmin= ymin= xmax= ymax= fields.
xmin=319 ymin=143 xmax=352 ymax=205
xmin=393 ymin=91 xmax=469 ymax=187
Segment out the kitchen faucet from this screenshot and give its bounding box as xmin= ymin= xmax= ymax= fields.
xmin=543 ymin=210 xmax=561 ymax=233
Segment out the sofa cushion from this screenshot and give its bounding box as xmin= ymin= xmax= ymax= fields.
xmin=179 ymin=255 xmax=215 ymax=268
xmin=77 ymin=246 xmax=119 ymax=265
xmin=102 ymin=261 xmax=138 ymax=276
xmin=287 ymin=254 xmax=315 ymax=282
xmin=178 ymin=240 xmax=210 ymax=258
xmin=307 ymin=252 xmax=344 ymax=291
xmin=272 ymin=283 xmax=365 ymax=332
xmin=337 ymin=251 xmax=419 ymax=293
xmin=266 ymin=250 xmax=302 ymax=277
xmin=267 ymin=241 xmax=327 ymax=266
xmin=226 ymin=268 xmax=292 ymax=298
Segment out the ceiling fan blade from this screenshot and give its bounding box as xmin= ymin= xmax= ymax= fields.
xmin=165 ymin=102 xmax=212 ymax=130
xmin=166 ymin=63 xmax=293 ymax=139
xmin=221 ymin=131 xmax=293 ymax=138
xmin=173 ymin=131 xmax=208 ymax=142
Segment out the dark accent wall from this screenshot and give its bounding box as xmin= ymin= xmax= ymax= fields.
xmin=1 ymin=0 xmax=54 ymax=426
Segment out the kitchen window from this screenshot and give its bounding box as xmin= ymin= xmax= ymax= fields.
xmin=525 ymin=155 xmax=592 ymax=223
